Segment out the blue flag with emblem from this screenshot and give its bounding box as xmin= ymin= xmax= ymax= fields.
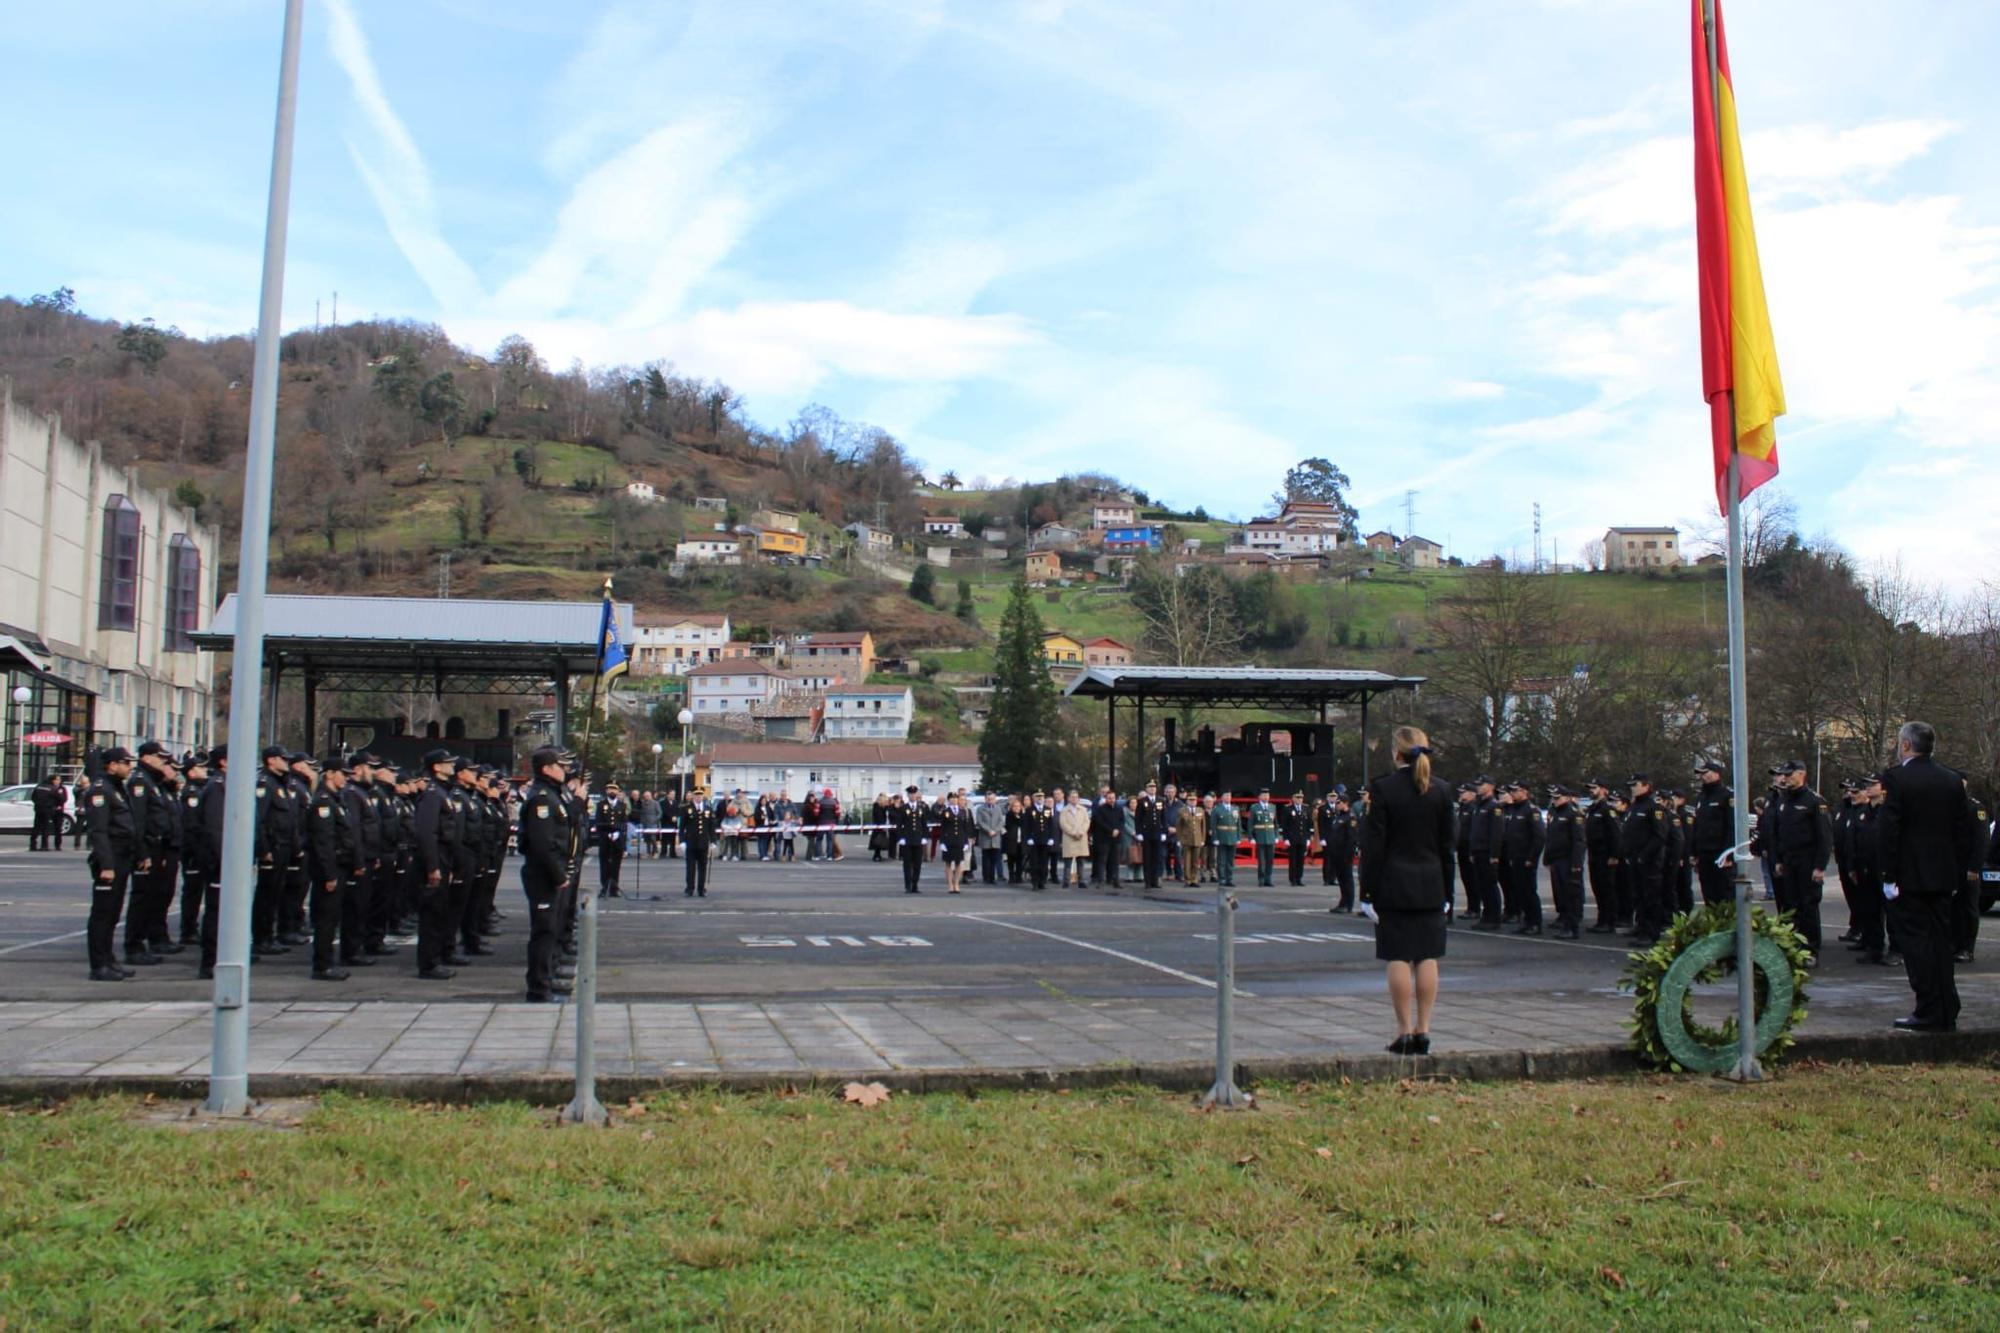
xmin=595 ymin=580 xmax=627 ymax=684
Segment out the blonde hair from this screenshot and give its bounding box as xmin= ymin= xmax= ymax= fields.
xmin=1393 ymin=725 xmax=1432 ymax=795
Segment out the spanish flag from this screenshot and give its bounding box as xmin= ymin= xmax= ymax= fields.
xmin=1692 ymin=0 xmax=1784 ymax=513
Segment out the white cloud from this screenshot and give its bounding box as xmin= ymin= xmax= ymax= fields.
xmin=320 ymin=0 xmax=484 ymax=312
xmin=1443 ymin=379 xmax=1507 ymax=401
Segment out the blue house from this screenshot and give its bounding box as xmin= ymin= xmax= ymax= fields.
xmin=1100 ymin=524 xmax=1162 ymax=552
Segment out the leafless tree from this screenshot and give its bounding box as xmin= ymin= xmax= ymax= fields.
xmin=1131 ymin=561 xmax=1243 ymax=666
xmin=1427 ymin=565 xmax=1569 ymax=767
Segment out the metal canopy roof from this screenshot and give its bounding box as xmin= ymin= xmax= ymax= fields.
xmin=1064 ymin=664 xmax=1424 ymax=710
xmin=193 ymin=594 xmax=635 ymax=692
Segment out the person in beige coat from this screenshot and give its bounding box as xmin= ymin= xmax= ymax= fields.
xmin=1176 ymin=799 xmax=1209 ymax=886
xmin=1058 ymin=796 xmax=1092 ymax=887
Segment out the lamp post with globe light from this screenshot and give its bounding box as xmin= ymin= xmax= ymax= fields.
xmin=11 ymin=685 xmax=30 ymax=787
xmin=651 ymin=742 xmax=664 ymax=857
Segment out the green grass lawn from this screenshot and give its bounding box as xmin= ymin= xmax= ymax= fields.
xmin=4 ymin=1065 xmax=1997 ymax=1327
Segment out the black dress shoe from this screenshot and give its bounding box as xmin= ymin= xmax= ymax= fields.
xmin=312 ymin=967 xmax=351 ymax=981
xmin=366 ymin=944 xmax=402 ymax=956
xmin=1587 ymin=922 xmax=1615 ymax=933
xmin=442 ymin=953 xmax=470 ymax=967
xmin=463 ymin=943 xmax=496 ymax=957
xmin=1514 ymin=924 xmax=1543 ymax=936
xmin=343 ymin=955 xmax=377 ymax=968
xmin=123 ymin=952 xmax=162 ymax=966
xmin=1411 ymin=1034 xmax=1431 ymax=1056
xmin=1893 ymin=1016 xmax=1953 ymax=1032
xmin=258 ymin=942 xmax=292 ymax=955
xmin=418 ymin=966 xmax=457 ymax=980
xmin=279 ymin=932 xmax=310 ymax=946
xmin=149 ymin=939 xmax=186 ymax=955
xmin=90 ymin=966 xmax=127 ymax=982
xmin=1387 ymin=1034 xmax=1415 ymax=1054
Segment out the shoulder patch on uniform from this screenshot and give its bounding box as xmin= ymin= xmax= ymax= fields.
xmin=319 ymin=807 xmax=331 ymax=818
xmin=92 ymin=794 xmax=105 ymax=806
xmin=535 ymin=804 xmax=549 ymax=818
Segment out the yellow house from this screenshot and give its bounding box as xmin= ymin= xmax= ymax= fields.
xmin=1025 ymin=550 xmax=1060 ymax=583
xmin=756 ymin=528 xmax=808 ymax=558
xmin=1041 ymin=631 xmax=1084 ymax=667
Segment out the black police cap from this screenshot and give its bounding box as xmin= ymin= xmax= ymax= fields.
xmin=319 ymin=755 xmax=347 ymax=773
xmin=136 ymin=740 xmax=167 ymax=758
xmin=100 ymin=745 xmax=134 ymax=764
xmin=1626 ymin=772 xmax=1651 ymax=785
xmin=207 ymin=743 xmax=228 ymax=763
xmin=261 ymin=744 xmax=289 ymax=762
xmin=421 ymin=748 xmax=455 ymax=770
xmin=1697 ymin=760 xmax=1725 ymax=776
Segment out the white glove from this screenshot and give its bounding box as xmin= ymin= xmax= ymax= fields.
xmin=1882 ymin=882 xmax=1899 ymax=901
xmin=1358 ymin=901 xmax=1379 ymax=923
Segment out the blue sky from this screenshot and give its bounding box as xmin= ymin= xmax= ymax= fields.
xmin=7 ymin=0 xmax=1997 ymax=589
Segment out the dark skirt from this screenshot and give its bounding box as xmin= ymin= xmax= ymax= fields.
xmin=1375 ymin=907 xmax=1447 ymax=963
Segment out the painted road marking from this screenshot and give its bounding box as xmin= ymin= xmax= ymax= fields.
xmin=1192 ymin=931 xmax=1372 ymax=944
xmin=958 ymin=913 xmax=1251 ymax=997
xmin=0 ymin=929 xmax=88 ymax=956
xmin=740 ymin=935 xmax=932 ymax=948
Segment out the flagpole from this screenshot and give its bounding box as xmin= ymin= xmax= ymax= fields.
xmin=208 ymin=0 xmax=303 ymax=1116
xmin=562 ymin=594 xmax=610 ymax=1126
xmin=1706 ymin=0 xmax=1763 ymax=1083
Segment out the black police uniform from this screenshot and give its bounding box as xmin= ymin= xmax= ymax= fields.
xmin=1019 ymin=801 xmax=1056 ymax=890
xmin=1499 ymin=798 xmax=1546 ymax=931
xmin=1758 ymin=783 xmax=1832 ymax=956
xmin=413 ymin=773 xmax=463 ymax=977
xmin=682 ymin=799 xmax=717 ymax=896
xmin=596 ymin=792 xmax=629 ymax=896
xmin=307 ymin=780 xmax=358 ymax=977
xmin=281 ymin=767 xmax=313 ymax=943
xmin=123 ymin=762 xmax=172 ymax=962
xmin=1466 ymin=792 xmax=1503 ymax=926
xmin=1619 ymin=790 xmax=1671 ymax=942
xmin=1846 ymin=797 xmax=1889 ymax=961
xmin=1544 ymin=799 xmax=1586 ymax=935
xmin=1319 ymin=800 xmax=1357 ymax=909
xmin=251 ymin=765 xmax=296 ymax=953
xmin=1279 ymin=800 xmax=1311 ymax=886
xmin=197 ymin=768 xmax=230 ymax=974
xmin=1691 ymin=782 xmax=1735 ymax=906
xmin=179 ymin=773 xmax=209 ymax=944
xmin=83 ymin=771 xmax=139 ymax=978
xmin=1134 ymin=793 xmax=1164 ymax=888
xmin=1583 ymin=794 xmax=1623 ymax=929
xmin=520 ymin=776 xmax=571 ymax=1000
xmin=891 ymin=798 xmax=928 ymax=893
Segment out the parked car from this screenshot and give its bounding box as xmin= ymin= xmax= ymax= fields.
xmin=0 ymin=783 xmax=77 ymax=838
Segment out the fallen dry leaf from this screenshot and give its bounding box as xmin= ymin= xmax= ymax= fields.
xmin=1599 ymin=1266 xmax=1627 ymax=1290
xmin=1314 ymin=1147 xmax=1333 ymax=1159
xmin=1486 ymin=1210 xmax=1506 ymax=1225
xmin=1235 ymin=1151 xmax=1259 ymax=1167
xmin=843 ymin=1081 xmax=892 ymax=1109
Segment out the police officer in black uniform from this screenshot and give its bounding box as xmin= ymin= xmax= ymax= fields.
xmin=196 ymin=745 xmax=232 ymax=979
xmin=1757 ymin=758 xmax=1832 ymax=960
xmin=412 ymin=749 xmax=461 ymax=979
xmin=1544 ymin=785 xmax=1585 ymax=939
xmin=83 ymin=746 xmax=141 ymax=981
xmin=137 ymin=744 xmax=187 ymax=959
xmin=891 ymin=786 xmax=928 ymax=893
xmin=596 ymin=781 xmax=630 ymax=898
xmin=520 ymin=748 xmax=573 ymax=1002
xmin=177 ymin=752 xmax=210 ymax=947
xmin=1500 ymin=781 xmax=1545 ymax=934
xmin=1280 ymin=793 xmax=1312 ymax=887
xmin=682 ymin=785 xmax=717 ymax=897
xmin=1319 ymin=790 xmax=1358 ymax=912
xmin=1620 ymin=773 xmax=1672 ymax=945
xmin=1465 ymin=776 xmax=1502 ymax=929
xmin=1690 ymin=761 xmax=1735 ymax=906
xmin=1583 ymin=778 xmax=1622 ymax=931
xmin=1845 ymin=773 xmax=1892 ymax=966
xmin=1134 ymin=781 xmax=1164 ymax=889
xmin=302 ymin=755 xmax=354 ymax=980
xmin=279 ymin=751 xmax=314 ymax=947
xmin=123 ymin=741 xmax=174 ymax=966
xmin=250 ymin=746 xmax=296 ymax=957
xmin=1020 ymin=791 xmax=1057 ymax=891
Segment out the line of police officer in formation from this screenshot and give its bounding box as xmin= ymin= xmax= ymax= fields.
xmin=78 ymin=741 xmax=619 ymax=1004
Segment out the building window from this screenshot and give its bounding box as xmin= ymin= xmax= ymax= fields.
xmin=99 ymin=495 xmax=141 ymax=630
xmin=164 ymin=534 xmax=200 ymax=652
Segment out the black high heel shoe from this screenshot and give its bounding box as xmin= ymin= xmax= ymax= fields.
xmin=1411 ymin=1033 xmax=1431 ymax=1056
xmin=1387 ymin=1034 xmax=1414 ymax=1054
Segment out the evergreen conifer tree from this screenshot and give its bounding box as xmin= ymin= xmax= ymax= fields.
xmin=980 ymin=579 xmax=1057 ymax=790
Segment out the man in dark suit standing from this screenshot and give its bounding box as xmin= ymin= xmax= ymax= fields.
xmin=1878 ymin=721 xmax=1977 ymax=1032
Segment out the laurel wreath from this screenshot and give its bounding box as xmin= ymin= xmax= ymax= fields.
xmin=1619 ymin=900 xmax=1813 ymax=1073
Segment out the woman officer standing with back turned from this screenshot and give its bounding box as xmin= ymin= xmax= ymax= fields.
xmin=1360 ymin=726 xmax=1456 ymax=1055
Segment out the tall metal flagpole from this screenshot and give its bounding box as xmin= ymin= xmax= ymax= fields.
xmin=563 ymin=600 xmax=609 ymax=1125
xmin=208 ymin=0 xmax=304 ymax=1116
xmin=1705 ymin=0 xmax=1763 ymax=1083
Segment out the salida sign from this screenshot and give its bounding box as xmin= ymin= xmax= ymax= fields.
xmin=23 ymin=732 xmax=71 ymax=747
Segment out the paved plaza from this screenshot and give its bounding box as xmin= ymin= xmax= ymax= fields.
xmin=1 ymin=845 xmax=1993 ymax=1092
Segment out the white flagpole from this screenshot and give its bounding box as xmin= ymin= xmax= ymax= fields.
xmin=1705 ymin=0 xmax=1763 ymax=1083
xmin=207 ymin=0 xmax=304 ymax=1115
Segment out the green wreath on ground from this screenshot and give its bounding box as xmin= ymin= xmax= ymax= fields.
xmin=1619 ymin=900 xmax=1813 ymax=1073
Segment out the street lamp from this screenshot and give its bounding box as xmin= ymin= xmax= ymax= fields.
xmin=11 ymin=685 xmax=31 ymax=786
xmin=651 ymin=741 xmax=664 ymax=857
xmin=676 ymin=708 xmax=694 ymax=808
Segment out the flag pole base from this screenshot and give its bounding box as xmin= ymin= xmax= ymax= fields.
xmin=1200 ymin=1079 xmax=1250 ymax=1110
xmin=559 ymin=1094 xmax=609 ymax=1126
xmin=1720 ymin=1059 xmax=1766 ymax=1084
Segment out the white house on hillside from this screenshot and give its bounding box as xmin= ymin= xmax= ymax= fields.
xmin=630 ymin=612 xmax=731 ymax=675
xmin=821 ymin=685 xmax=914 ymax=741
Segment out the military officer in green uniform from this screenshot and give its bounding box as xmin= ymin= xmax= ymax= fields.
xmin=1248 ymin=788 xmax=1280 ymax=887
